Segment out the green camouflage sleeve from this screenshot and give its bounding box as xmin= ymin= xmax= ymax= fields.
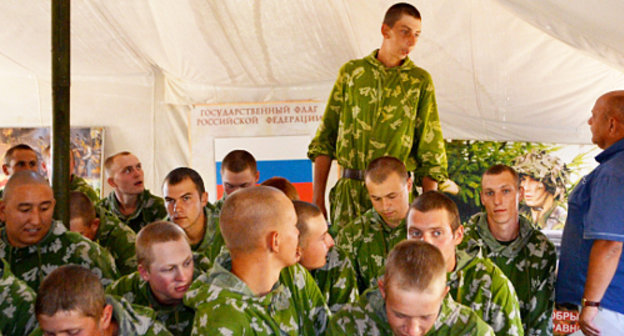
xmin=293 ymin=264 xmax=331 ymax=335
xmin=76 ymin=238 xmax=121 ymax=286
xmin=1 ymin=259 xmax=37 ymax=336
xmin=313 ymin=246 xmax=359 ymax=313
xmin=326 ymin=304 xmax=381 ymax=336
xmin=191 ymin=303 xmax=254 ymax=336
xmin=411 ymin=74 xmax=448 ymax=183
xmin=525 ymin=237 xmax=557 ymax=336
xmin=70 ymin=175 xmax=100 ymax=203
xmin=307 ymin=65 xmax=346 ymax=161
xmin=96 ymin=207 xmax=138 ymax=276
xmin=489 ymin=269 xmax=524 ymax=336
xmin=105 ymin=272 xmax=143 ymax=304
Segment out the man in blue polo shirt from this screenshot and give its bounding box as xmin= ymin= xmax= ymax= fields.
xmin=556 ymin=90 xmax=624 ymax=336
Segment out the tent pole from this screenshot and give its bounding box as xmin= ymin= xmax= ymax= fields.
xmin=51 ymin=0 xmax=70 ymax=227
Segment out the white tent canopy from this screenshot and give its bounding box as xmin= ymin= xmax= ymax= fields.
xmin=1 ymin=0 xmax=623 ymax=195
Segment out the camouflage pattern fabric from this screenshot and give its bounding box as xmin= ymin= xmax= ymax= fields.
xmin=463 ymin=213 xmax=556 ymax=336
xmin=335 ymin=208 xmax=407 ymax=293
xmin=106 ymin=266 xmax=206 ymax=336
xmin=449 ymin=249 xmax=524 ymax=336
xmin=512 ymin=150 xmax=570 ymax=202
xmin=70 ymin=174 xmax=100 ymax=203
xmin=184 ymin=252 xmax=330 ymax=336
xmin=29 ymin=295 xmax=173 ymax=336
xmin=0 ymin=258 xmax=37 ymax=336
xmin=311 ymin=245 xmax=359 ymax=313
xmin=0 ymin=220 xmax=119 ymax=289
xmin=327 ymin=288 xmax=495 ymax=336
xmin=94 ymin=204 xmax=138 ymax=275
xmin=519 ymin=202 xmax=567 ymax=230
xmin=307 ymin=49 xmax=448 ymax=227
xmin=99 ymin=189 xmax=167 ymax=233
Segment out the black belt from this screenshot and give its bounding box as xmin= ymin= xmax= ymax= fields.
xmin=342 ymin=168 xmax=365 ymax=181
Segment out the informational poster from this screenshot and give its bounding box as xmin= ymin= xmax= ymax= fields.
xmin=0 ymin=127 xmax=104 ymax=196
xmin=190 ymin=101 xmax=324 ymax=202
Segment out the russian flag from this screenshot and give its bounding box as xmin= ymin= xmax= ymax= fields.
xmin=214 ymin=136 xmax=313 ymax=202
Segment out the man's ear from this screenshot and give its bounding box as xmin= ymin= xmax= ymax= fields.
xmin=254 ymin=170 xmax=260 ymax=184
xmin=1 ymin=164 xmax=10 ymax=176
xmin=200 ymin=191 xmax=208 ymax=207
xmin=453 ymin=225 xmax=464 ymax=246
xmin=107 ymin=177 xmax=116 ymax=188
xmin=99 ymin=304 xmax=114 ymax=331
xmin=138 ymin=264 xmax=150 ymax=281
xmin=406 ymin=177 xmax=413 ymax=193
xmin=381 ymin=23 xmax=391 ymax=39
xmin=378 ymin=278 xmax=387 ymax=299
xmin=268 ymin=231 xmax=280 ymax=253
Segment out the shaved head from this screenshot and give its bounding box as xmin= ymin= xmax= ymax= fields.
xmin=219 ymin=186 xmax=296 ymax=254
xmin=3 ymin=170 xmax=51 ymax=201
xmin=601 ymin=90 xmax=624 ymax=122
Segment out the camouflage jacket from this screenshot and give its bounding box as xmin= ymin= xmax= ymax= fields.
xmin=327 ymin=288 xmax=494 ymax=335
xmin=70 ymin=174 xmax=100 ymax=203
xmin=167 ymin=205 xmax=222 ymax=264
xmin=463 ymin=213 xmax=557 ymax=336
xmin=29 ymin=295 xmax=173 ymax=336
xmin=0 ymin=220 xmax=119 ymax=289
xmin=100 ymin=189 xmax=167 ymax=233
xmin=0 ymin=258 xmax=37 ymax=336
xmin=335 ymin=208 xmax=407 ymax=293
xmin=449 ymin=249 xmax=524 ymax=336
xmin=94 ymin=205 xmax=138 ymax=275
xmin=307 ymin=49 xmax=448 ymax=226
xmin=106 ymin=269 xmax=204 ymax=336
xmin=519 ymin=202 xmax=567 ymax=231
xmin=184 ymin=252 xmax=330 ymax=335
xmin=310 ymin=245 xmax=359 ymax=313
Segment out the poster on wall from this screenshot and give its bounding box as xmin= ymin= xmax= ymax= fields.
xmin=0 ymin=127 xmax=104 ymax=196
xmin=190 ymin=101 xmax=324 ymax=201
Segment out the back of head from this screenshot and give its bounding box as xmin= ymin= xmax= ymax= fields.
xmin=383 ymin=2 xmax=421 ymax=27
xmin=384 ymin=240 xmax=445 ymax=292
xmin=3 ymin=143 xmax=36 ymax=165
xmin=3 ymin=170 xmax=50 ymax=202
xmin=603 ymin=90 xmax=624 ymax=123
xmin=35 ymin=264 xmax=105 ymax=318
xmin=163 ymin=167 xmax=205 ymax=194
xmin=483 ymin=164 xmax=519 ymax=187
xmin=136 ymin=221 xmax=189 ymax=268
xmin=261 ymin=177 xmax=299 ymax=200
xmin=104 ymin=151 xmax=132 ymax=177
xmin=220 ymin=186 xmax=292 ymax=253
xmin=293 ymin=200 xmax=322 ymax=243
xmin=221 ymin=149 xmax=257 ymax=174
xmin=365 ymin=156 xmax=409 ymax=184
xmin=410 ymin=190 xmax=460 ymax=231
xmin=69 ymin=191 xmax=96 ymax=224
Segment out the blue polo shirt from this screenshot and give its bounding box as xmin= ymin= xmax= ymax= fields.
xmin=556 ymin=138 xmax=624 ymax=314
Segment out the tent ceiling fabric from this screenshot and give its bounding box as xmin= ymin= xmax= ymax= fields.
xmin=1 ymin=1 xmax=624 ymax=170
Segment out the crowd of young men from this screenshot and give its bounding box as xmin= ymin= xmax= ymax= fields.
xmin=1 ymin=2 xmax=623 ymax=335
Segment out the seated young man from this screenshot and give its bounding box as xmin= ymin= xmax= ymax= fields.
xmin=162 ymin=167 xmax=221 ymax=262
xmin=184 ymin=186 xmax=330 ymax=335
xmin=212 ymin=149 xmax=260 ymax=212
xmin=106 ymin=221 xmax=201 ymax=336
xmin=294 ymin=200 xmax=358 ymax=313
xmin=1 ymin=143 xmax=44 ymax=200
xmin=328 ymin=240 xmax=494 ymax=335
xmin=464 ymin=164 xmax=557 ymax=335
xmin=0 ymin=171 xmax=119 ymax=290
xmin=70 ymin=190 xmax=138 ymax=275
xmin=33 ymin=265 xmax=172 ymax=336
xmin=99 ymin=151 xmax=167 ymax=232
xmin=0 ymin=257 xmax=37 ymax=336
xmin=335 ymin=156 xmax=413 ymax=293
xmin=407 ymin=191 xmax=524 ymax=336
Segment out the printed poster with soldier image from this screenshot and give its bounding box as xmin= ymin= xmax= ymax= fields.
xmin=0 ymin=127 xmax=104 ymax=196
xmin=443 ymin=139 xmax=600 ymax=336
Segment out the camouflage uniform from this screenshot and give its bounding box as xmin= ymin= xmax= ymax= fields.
xmin=519 ymin=202 xmax=567 ymax=230
xmin=463 ymin=213 xmax=557 ymax=336
xmin=29 ymin=295 xmax=173 ymax=336
xmin=94 ymin=204 xmax=138 ymax=275
xmin=327 ymin=288 xmax=495 ymax=335
xmin=310 ymin=245 xmax=359 ymax=313
xmin=70 ymin=174 xmax=100 ymax=203
xmin=167 ymin=206 xmax=222 ymax=263
xmin=99 ymin=189 xmax=167 ymax=233
xmin=449 ymin=249 xmax=524 ymax=336
xmin=0 ymin=220 xmax=119 ymax=289
xmin=106 ymin=267 xmax=205 ymax=336
xmin=335 ymin=208 xmax=407 ymax=293
xmin=184 ymin=252 xmax=330 ymax=335
xmin=1 ymin=258 xmax=37 ymax=336
xmin=307 ymin=49 xmax=448 ymax=227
